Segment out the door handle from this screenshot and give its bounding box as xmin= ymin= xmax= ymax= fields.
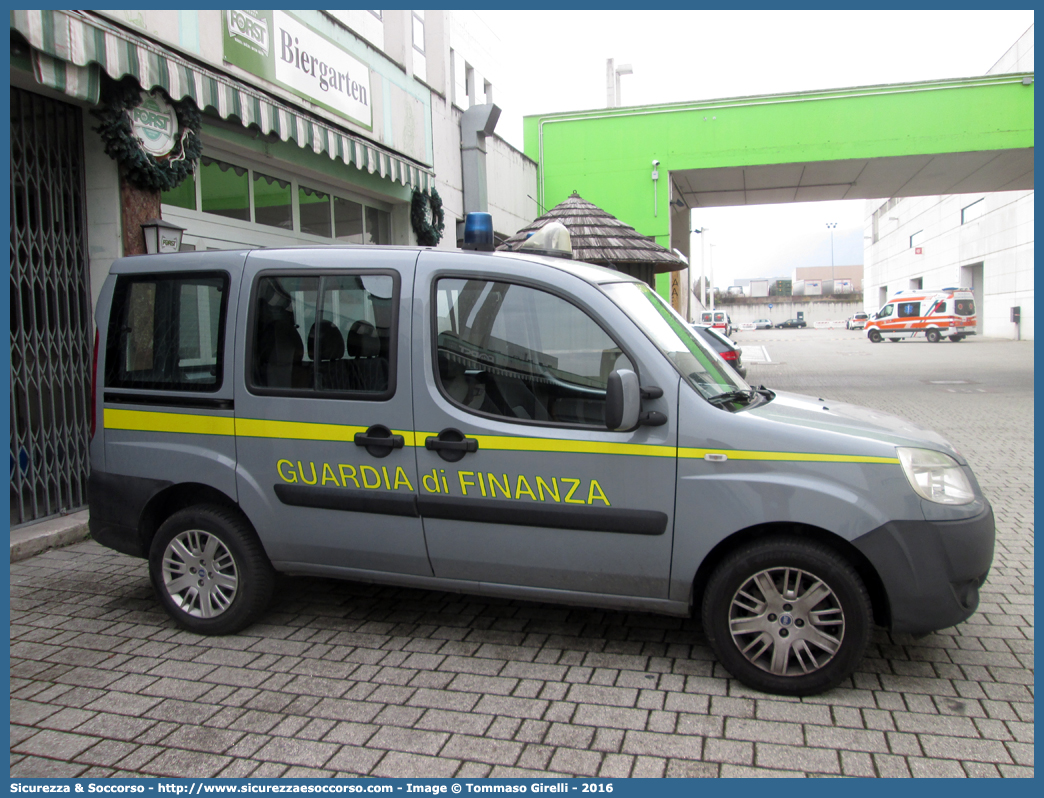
xmin=425 ymin=428 xmax=479 ymax=463
xmin=354 ymin=424 xmax=404 ymax=458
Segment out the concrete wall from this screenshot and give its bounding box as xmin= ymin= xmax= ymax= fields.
xmin=715 ymin=300 xmax=865 ymax=327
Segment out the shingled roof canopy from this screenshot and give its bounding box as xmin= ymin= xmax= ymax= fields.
xmin=498 ymin=192 xmax=685 ymax=287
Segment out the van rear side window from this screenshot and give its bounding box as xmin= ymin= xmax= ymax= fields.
xmin=250 ymin=273 xmax=396 ymax=397
xmin=105 ymin=272 xmax=228 ymax=392
xmin=897 ymin=302 xmax=920 ymax=318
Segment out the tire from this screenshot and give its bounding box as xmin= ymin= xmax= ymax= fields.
xmin=926 ymin=329 xmax=941 ymax=343
xmin=949 ymin=335 xmax=963 ymax=342
xmin=149 ymin=504 xmax=275 ymax=635
xmin=701 ymin=537 xmax=872 ymax=696
xmin=868 ymin=330 xmax=882 ymax=343
xmin=888 ymin=338 xmax=900 ymax=343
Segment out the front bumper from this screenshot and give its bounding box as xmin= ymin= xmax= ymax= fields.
xmin=853 ymin=503 xmax=995 ymax=634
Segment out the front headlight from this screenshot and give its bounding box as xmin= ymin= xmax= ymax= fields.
xmin=897 ymin=447 xmax=975 ymax=505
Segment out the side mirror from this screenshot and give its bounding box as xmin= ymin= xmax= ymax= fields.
xmin=605 ymin=369 xmax=640 ymax=431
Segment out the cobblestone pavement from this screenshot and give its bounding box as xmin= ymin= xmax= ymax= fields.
xmin=11 ymin=333 xmax=1033 ymax=778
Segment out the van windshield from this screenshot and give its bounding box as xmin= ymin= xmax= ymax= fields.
xmin=602 ymin=282 xmax=749 ymax=400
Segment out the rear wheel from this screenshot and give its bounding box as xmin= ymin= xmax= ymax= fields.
xmin=888 ymin=338 xmax=900 ymax=343
xmin=868 ymin=330 xmax=882 ymax=343
xmin=701 ymin=537 xmax=872 ymax=696
xmin=149 ymin=505 xmax=275 ymax=635
xmin=949 ymin=335 xmax=964 ymax=342
xmin=926 ymin=329 xmax=941 ymax=343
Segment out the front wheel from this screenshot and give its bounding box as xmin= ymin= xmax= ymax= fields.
xmin=149 ymin=504 xmax=275 ymax=635
xmin=701 ymin=537 xmax=872 ymax=696
xmin=925 ymin=329 xmax=941 ymax=343
xmin=868 ymin=330 xmax=882 ymax=343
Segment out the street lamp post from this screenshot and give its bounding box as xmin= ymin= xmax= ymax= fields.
xmin=826 ymin=221 xmax=837 ymax=288
xmin=692 ymin=227 xmax=708 ymax=312
xmin=709 ymin=243 xmax=716 ymax=312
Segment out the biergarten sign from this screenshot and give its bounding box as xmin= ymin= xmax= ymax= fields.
xmin=224 ymin=10 xmax=373 ymax=130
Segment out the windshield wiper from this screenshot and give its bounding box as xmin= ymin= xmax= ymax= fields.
xmin=707 ymin=389 xmax=757 ymax=408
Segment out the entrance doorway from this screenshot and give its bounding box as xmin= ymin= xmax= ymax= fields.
xmin=10 ymin=88 xmax=93 ymax=525
xmin=960 ymin=262 xmax=985 ymax=336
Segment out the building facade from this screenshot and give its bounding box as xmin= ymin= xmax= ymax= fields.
xmin=9 ymin=9 xmax=536 ymax=525
xmin=863 ymin=26 xmax=1034 ymax=340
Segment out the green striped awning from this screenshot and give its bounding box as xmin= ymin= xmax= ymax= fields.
xmin=10 ymin=9 xmax=434 ymax=193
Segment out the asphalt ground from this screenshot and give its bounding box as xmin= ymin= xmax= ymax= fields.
xmin=9 ymin=331 xmax=1034 ymax=778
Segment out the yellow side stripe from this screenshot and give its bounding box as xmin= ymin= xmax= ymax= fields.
xmin=435 ymin=433 xmax=676 ymax=459
xmin=234 ymin=418 xmax=422 ymax=446
xmin=104 ymin=408 xmax=899 ymax=464
xmin=104 ymin=408 xmax=236 ymax=437
xmin=679 ymin=447 xmax=900 ymax=465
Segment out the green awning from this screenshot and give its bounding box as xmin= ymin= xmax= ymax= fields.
xmin=10 ymin=9 xmax=434 ymax=193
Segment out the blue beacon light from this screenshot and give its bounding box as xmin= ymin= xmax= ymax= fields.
xmin=462 ymin=212 xmax=495 ymax=251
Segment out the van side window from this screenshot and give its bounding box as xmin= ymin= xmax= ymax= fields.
xmin=878 ymin=304 xmax=894 ymax=319
xmin=434 ymin=278 xmax=633 ymax=426
xmin=105 ymin=272 xmax=228 ymax=392
xmin=251 ymin=274 xmax=395 ymax=396
xmin=897 ymin=302 xmax=920 ymax=318
xmin=931 ymin=301 xmax=946 ymax=314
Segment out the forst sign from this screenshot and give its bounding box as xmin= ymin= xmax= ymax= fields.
xmin=224 ymin=10 xmax=372 ymax=130
xmin=129 ymin=92 xmax=178 ymax=156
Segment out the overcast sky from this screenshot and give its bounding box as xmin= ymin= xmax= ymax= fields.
xmin=479 ymin=10 xmax=1034 ymax=288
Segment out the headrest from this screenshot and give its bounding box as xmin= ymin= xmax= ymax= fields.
xmin=346 ymin=320 xmax=380 ymax=358
xmin=307 ymin=320 xmax=345 ymax=362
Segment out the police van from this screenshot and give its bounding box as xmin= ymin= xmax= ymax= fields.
xmin=88 ymin=217 xmax=994 ymax=696
xmin=865 ymin=288 xmax=977 ymax=343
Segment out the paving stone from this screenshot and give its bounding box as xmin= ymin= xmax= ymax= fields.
xmin=11 ymin=756 xmax=90 ymax=778
xmin=253 ymin=736 xmax=339 ymax=768
xmin=598 ymin=753 xmax=633 ymax=777
xmin=371 ymin=751 xmax=458 ymax=778
xmin=756 ymin=742 xmax=840 ymax=774
xmin=441 ymin=734 xmax=523 ymax=766
xmin=621 ymin=730 xmax=702 ymax=760
xmin=918 ymin=734 xmax=1014 ymax=764
xmin=13 ymin=729 xmax=102 ymax=761
xmin=368 ymin=726 xmax=449 ymax=756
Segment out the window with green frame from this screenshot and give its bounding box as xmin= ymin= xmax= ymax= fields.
xmin=200 ymin=157 xmax=249 ymax=221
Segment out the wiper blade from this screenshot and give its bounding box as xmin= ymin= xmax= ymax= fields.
xmin=707 ymin=389 xmax=756 ymax=407
xmin=754 ymin=385 xmax=775 ymax=401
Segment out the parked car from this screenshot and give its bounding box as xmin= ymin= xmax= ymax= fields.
xmin=690 ymin=324 xmax=746 ymax=379
xmin=775 ymin=318 xmax=807 ymax=329
xmin=751 ymin=319 xmax=773 ymax=330
xmin=846 ymin=312 xmax=869 ymax=330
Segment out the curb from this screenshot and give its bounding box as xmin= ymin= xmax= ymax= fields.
xmin=11 ymin=510 xmax=91 ymax=563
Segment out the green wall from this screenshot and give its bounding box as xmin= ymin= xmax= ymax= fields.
xmin=524 ymin=75 xmax=1034 ymax=257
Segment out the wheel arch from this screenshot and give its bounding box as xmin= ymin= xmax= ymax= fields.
xmin=690 ymin=522 xmax=891 ymax=628
xmin=138 ymin=483 xmax=247 ymax=556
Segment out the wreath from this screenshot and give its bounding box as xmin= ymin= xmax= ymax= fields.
xmin=92 ymin=76 xmax=202 ymax=192
xmin=411 ymin=187 xmax=445 ymax=246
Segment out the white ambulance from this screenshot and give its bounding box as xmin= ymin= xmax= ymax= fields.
xmin=865 ymin=288 xmax=977 ymax=343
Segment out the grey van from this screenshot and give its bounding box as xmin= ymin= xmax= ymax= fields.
xmin=88 ymin=238 xmax=994 ymax=696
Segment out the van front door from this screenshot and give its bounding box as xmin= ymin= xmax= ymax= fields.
xmin=234 ymin=249 xmax=430 ymax=576
xmin=412 ymin=253 xmax=679 ymax=600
